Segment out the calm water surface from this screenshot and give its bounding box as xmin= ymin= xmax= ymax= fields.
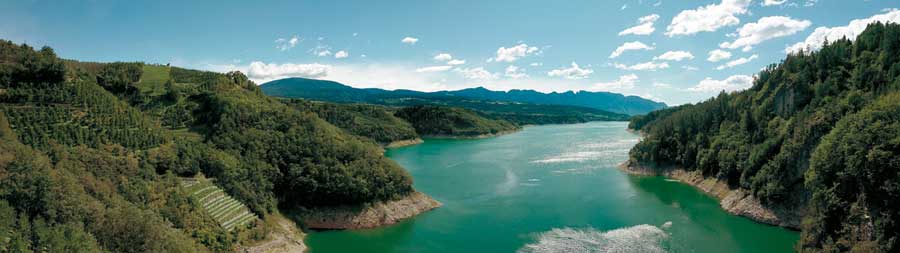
xmin=305 ymin=122 xmax=799 ymax=252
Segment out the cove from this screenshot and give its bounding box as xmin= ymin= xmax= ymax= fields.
xmin=304 ymin=122 xmax=799 ymax=252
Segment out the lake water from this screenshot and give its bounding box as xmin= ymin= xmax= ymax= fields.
xmin=305 ymin=122 xmax=799 ymax=252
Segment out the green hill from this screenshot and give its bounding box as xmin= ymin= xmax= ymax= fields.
xmin=627 ymin=23 xmax=900 ymax=252
xmin=285 ymin=99 xmax=419 ymax=146
xmin=0 ymin=40 xmax=418 ymax=251
xmin=395 ymin=105 xmax=520 ymax=138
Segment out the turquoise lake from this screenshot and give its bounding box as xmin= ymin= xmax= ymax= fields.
xmin=305 ymin=122 xmax=799 ymax=252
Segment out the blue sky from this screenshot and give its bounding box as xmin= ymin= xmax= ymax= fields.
xmin=2 ymin=0 xmax=898 ymax=105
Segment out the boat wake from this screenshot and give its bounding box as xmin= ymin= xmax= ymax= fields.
xmin=518 ymin=223 xmax=671 ymax=253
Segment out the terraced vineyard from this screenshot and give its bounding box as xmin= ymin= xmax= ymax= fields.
xmin=182 ymin=178 xmax=258 ymax=231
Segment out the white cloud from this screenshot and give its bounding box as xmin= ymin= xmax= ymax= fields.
xmin=720 ymin=16 xmax=811 ymax=51
xmin=609 ymin=41 xmax=654 ymax=58
xmin=665 ymin=0 xmax=752 ymax=37
xmin=247 ymin=62 xmax=331 ymax=82
xmin=309 ymin=44 xmax=332 ymax=57
xmin=707 ymin=49 xmax=733 ymax=62
xmin=275 ymin=36 xmax=302 ymax=51
xmin=619 ymin=14 xmax=661 ymax=36
xmin=654 ymin=50 xmax=695 ymax=61
xmin=334 ymin=50 xmax=349 ymax=59
xmin=504 ymin=65 xmax=528 ymax=79
xmin=401 ymin=37 xmax=419 ymax=44
xmin=762 ymin=0 xmax=787 ymax=6
xmin=682 ymin=65 xmax=700 ymax=71
xmin=447 ymin=59 xmax=466 ymax=65
xmin=613 ymin=61 xmax=670 ymax=71
xmin=716 ymin=54 xmax=758 ymax=70
xmin=786 ymin=9 xmax=900 ymax=54
xmin=415 ymin=65 xmax=453 ymax=73
xmin=593 ymin=74 xmax=639 ymax=91
xmin=434 ymin=53 xmax=453 ymax=61
xmin=689 ymin=75 xmax=754 ymax=92
xmin=495 ymin=43 xmax=540 ymax=62
xmin=548 ymin=62 xmax=593 ymax=79
xmin=652 ymin=82 xmax=672 ymax=88
xmin=455 ymin=67 xmax=497 ymax=81
xmin=530 ymin=62 xmax=543 ymax=67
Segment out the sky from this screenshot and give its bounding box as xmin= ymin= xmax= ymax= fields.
xmin=2 ymin=0 xmax=898 ymax=105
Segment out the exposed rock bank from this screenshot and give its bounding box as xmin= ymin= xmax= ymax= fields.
xmin=293 ymin=191 xmax=441 ymax=230
xmin=423 ymin=129 xmax=521 ymax=140
xmin=619 ymin=161 xmax=802 ymax=230
xmin=240 ymin=213 xmax=307 ymax=253
xmin=384 ymin=138 xmax=423 ymax=148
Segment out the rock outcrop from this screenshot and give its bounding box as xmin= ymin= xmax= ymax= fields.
xmin=293 ymin=191 xmax=441 ymax=230
xmin=620 ymin=162 xmax=802 ymax=229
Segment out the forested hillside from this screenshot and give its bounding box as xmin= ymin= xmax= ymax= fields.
xmin=0 ymin=40 xmax=418 ymax=251
xmin=627 ymin=23 xmax=900 ymax=252
xmin=285 ymin=99 xmax=419 ymax=145
xmin=260 ymin=77 xmax=631 ymax=124
xmin=395 ymin=105 xmax=520 ymax=137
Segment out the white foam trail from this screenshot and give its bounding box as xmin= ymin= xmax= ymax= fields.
xmin=519 ymin=224 xmax=670 ymax=253
xmin=496 ymin=169 xmax=518 ymax=194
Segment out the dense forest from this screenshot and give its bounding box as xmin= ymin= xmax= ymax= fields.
xmin=260 ymin=77 xmax=631 ymax=124
xmin=627 ymin=23 xmax=900 ymax=252
xmin=285 ymin=99 xmax=419 ymax=145
xmin=394 ymin=105 xmax=520 ymax=137
xmin=0 ymin=40 xmax=416 ymax=251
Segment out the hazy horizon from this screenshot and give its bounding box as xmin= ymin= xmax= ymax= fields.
xmin=3 ymin=0 xmax=897 ymax=105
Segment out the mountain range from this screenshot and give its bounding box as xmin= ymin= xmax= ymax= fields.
xmin=260 ymin=77 xmax=666 ymax=116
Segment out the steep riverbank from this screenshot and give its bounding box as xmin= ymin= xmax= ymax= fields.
xmin=240 ymin=213 xmax=307 ymax=253
xmin=384 ymin=138 xmax=424 ymax=148
xmin=422 ymin=128 xmax=521 ymax=140
xmin=291 ymin=191 xmax=441 ymax=230
xmin=619 ymin=161 xmax=802 ymax=229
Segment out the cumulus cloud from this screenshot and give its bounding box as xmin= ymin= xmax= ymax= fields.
xmin=762 ymin=0 xmax=787 ymax=6
xmin=613 ymin=61 xmax=670 ymax=71
xmin=619 ymin=14 xmax=660 ymax=36
xmin=455 ymin=67 xmax=497 ymax=81
xmin=308 ymin=44 xmax=332 ymax=57
xmin=401 ymin=37 xmax=419 ymax=44
xmin=334 ymin=50 xmax=349 ymax=59
xmin=247 ymin=62 xmax=331 ymax=82
xmin=447 ymin=59 xmax=466 ymax=65
xmin=548 ymin=62 xmax=593 ymax=79
xmin=720 ymin=16 xmax=811 ymax=51
xmin=593 ymin=74 xmax=639 ymax=91
xmin=505 ymin=65 xmax=528 ymax=79
xmin=495 ymin=43 xmax=540 ymax=62
xmin=786 ymin=9 xmax=900 ymax=54
xmin=716 ymin=54 xmax=758 ymax=70
xmin=609 ymin=41 xmax=654 ymax=58
xmin=707 ymin=49 xmax=733 ymax=62
xmin=654 ymin=50 xmax=695 ymax=61
xmin=434 ymin=53 xmax=453 ymax=61
xmin=275 ymin=36 xmax=302 ymax=51
xmin=688 ymin=75 xmax=754 ymax=92
xmin=665 ymin=0 xmax=752 ymax=37
xmin=415 ymin=65 xmax=453 ymax=73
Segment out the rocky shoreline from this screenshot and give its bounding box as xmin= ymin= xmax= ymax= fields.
xmin=240 ymin=213 xmax=307 ymax=253
xmin=384 ymin=138 xmax=424 ymax=148
xmin=291 ymin=191 xmax=441 ymax=230
xmin=619 ymin=161 xmax=802 ymax=230
xmin=422 ymin=128 xmax=521 ymax=140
